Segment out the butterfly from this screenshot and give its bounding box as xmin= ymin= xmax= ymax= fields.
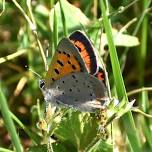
xmin=40 ymin=31 xmax=108 ymax=112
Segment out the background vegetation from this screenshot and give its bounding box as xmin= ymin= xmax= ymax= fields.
xmin=0 ymin=0 xmax=152 ymax=152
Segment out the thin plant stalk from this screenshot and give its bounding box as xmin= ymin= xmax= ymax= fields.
xmin=50 ymin=0 xmax=54 ymax=9
xmin=59 ymin=0 xmax=68 ymax=36
xmin=12 ymin=0 xmax=47 ymax=70
xmin=0 ymin=0 xmax=5 ymax=16
xmin=10 ymin=112 xmax=40 ymax=145
xmin=120 ymin=0 xmax=152 ymax=69
xmin=127 ymin=87 xmax=152 ymax=96
xmin=0 ymin=148 xmax=13 ymax=152
xmin=139 ymin=0 xmax=152 ymax=149
xmin=0 ymin=49 xmax=26 ymax=64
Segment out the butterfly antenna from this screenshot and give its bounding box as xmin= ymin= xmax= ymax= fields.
xmin=25 ymin=65 xmax=42 ymax=79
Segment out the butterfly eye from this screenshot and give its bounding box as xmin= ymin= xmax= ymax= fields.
xmin=39 ymin=79 xmax=45 ymax=89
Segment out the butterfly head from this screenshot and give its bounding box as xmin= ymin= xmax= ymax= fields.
xmin=39 ymin=79 xmax=52 ymax=103
xmin=39 ymin=79 xmax=45 ymax=90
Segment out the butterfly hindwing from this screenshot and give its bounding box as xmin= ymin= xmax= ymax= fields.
xmin=45 ymin=38 xmax=88 ymax=87
xmin=43 ymin=72 xmax=107 ymax=112
xmin=69 ymin=31 xmax=98 ymax=75
xmin=95 ymin=67 xmax=105 ymax=84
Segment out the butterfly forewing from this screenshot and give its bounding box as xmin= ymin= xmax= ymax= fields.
xmin=45 ymin=38 xmax=88 ymax=87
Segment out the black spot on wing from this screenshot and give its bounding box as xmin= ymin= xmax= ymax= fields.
xmin=54 ymin=69 xmax=60 ymax=74
xmin=72 ymin=64 xmax=76 ymax=70
xmin=67 ymin=53 xmax=70 ymax=57
xmin=57 ymin=60 xmax=64 ymax=66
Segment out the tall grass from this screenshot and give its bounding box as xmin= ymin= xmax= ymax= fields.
xmin=0 ymin=85 xmax=23 ymax=152
xmin=100 ymin=1 xmax=141 ymax=152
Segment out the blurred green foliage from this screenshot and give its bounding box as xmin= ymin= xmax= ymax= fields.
xmin=0 ymin=0 xmax=152 ymax=152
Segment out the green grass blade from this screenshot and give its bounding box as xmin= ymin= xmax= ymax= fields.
xmin=10 ymin=112 xmax=41 ymax=145
xmin=0 ymin=148 xmax=13 ymax=152
xmin=50 ymin=0 xmax=54 ymax=8
xmin=0 ymin=85 xmax=23 ymax=152
xmin=139 ymin=1 xmax=152 ymax=147
xmin=100 ymin=1 xmax=127 ymax=100
xmin=59 ymin=0 xmax=68 ymax=36
xmin=0 ymin=0 xmax=5 ymax=16
xmin=100 ymin=1 xmax=142 ymax=151
xmin=138 ymin=0 xmax=148 ymax=86
xmin=120 ymin=0 xmax=151 ymax=69
xmin=53 ymin=7 xmax=58 ymax=53
xmin=141 ymin=91 xmax=152 ymax=149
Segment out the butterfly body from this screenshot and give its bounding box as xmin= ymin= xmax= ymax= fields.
xmin=40 ymin=31 xmax=108 ymax=112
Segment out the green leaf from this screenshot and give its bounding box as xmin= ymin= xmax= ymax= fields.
xmin=88 ymin=139 xmax=113 ymax=152
xmin=54 ymin=110 xmax=99 ymax=151
xmin=101 ymin=29 xmax=139 ymax=47
xmin=52 ymin=143 xmax=68 ymax=152
xmin=88 ymin=28 xmax=139 ymax=54
xmin=49 ymin=0 xmax=90 ymax=34
xmin=28 ymin=145 xmax=47 ymax=152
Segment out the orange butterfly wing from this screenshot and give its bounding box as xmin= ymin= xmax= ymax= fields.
xmin=69 ymin=31 xmax=98 ymax=75
xmin=45 ymin=38 xmax=88 ymax=87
